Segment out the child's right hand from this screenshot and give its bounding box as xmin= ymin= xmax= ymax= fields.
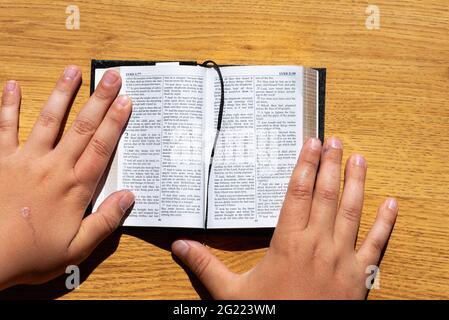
xmin=0 ymin=66 xmax=134 ymax=290
xmin=172 ymin=137 xmax=399 ymax=299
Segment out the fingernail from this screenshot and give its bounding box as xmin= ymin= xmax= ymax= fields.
xmin=103 ymin=70 xmax=119 ymax=85
xmin=354 ymin=154 xmax=365 ymax=166
xmin=328 ymin=137 xmax=342 ymax=149
xmin=387 ymin=198 xmax=398 ymax=210
xmin=309 ymin=138 xmax=321 ymax=150
xmin=116 ymin=95 xmax=130 ymax=107
xmin=5 ymin=80 xmax=16 ymax=92
xmin=119 ymin=191 xmax=135 ymax=214
xmin=172 ymin=240 xmax=190 ymax=258
xmin=63 ymin=66 xmax=78 ymax=80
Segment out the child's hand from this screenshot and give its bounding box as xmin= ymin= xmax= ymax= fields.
xmin=172 ymin=137 xmax=398 ymax=299
xmin=0 ymin=66 xmax=134 ymax=290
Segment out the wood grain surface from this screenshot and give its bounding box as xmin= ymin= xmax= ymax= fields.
xmin=0 ymin=0 xmax=448 ymax=299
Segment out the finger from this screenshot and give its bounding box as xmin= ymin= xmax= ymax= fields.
xmin=308 ymin=137 xmax=343 ymax=233
xmin=172 ymin=240 xmax=237 ymax=299
xmin=56 ymin=69 xmax=121 ymax=163
xmin=25 ymin=66 xmax=81 ymax=153
xmin=357 ymin=198 xmax=398 ymax=266
xmin=67 ymin=190 xmax=135 ymax=263
xmin=276 ymin=137 xmax=321 ymax=231
xmin=0 ymin=80 xmax=21 ymax=155
xmin=73 ymin=95 xmax=131 ymax=186
xmin=334 ymin=154 xmax=367 ymax=250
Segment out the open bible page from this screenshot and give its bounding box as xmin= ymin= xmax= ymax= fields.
xmin=94 ymin=65 xmax=206 ymax=228
xmin=206 ymin=66 xmax=305 ymax=229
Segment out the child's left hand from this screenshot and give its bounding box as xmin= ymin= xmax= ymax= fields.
xmin=0 ymin=66 xmax=134 ymax=290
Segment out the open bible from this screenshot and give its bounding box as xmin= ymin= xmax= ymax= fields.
xmin=91 ymin=60 xmax=325 ymax=229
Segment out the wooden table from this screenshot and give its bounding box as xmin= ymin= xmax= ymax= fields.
xmin=0 ymin=0 xmax=448 ymax=300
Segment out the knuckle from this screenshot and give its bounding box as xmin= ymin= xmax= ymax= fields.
xmin=67 ymin=246 xmax=86 ymax=266
xmin=0 ymin=119 xmax=15 ymax=132
xmin=368 ymin=238 xmax=384 ymax=255
xmin=310 ymin=241 xmax=335 ymax=264
xmin=340 ymin=205 xmax=361 ymax=223
xmin=71 ymin=166 xmax=97 ymax=186
xmin=191 ymin=253 xmax=212 ymax=279
xmin=273 ymin=236 xmax=300 ymax=258
xmin=302 ymin=156 xmax=319 ymax=170
xmin=106 ymin=111 xmax=125 ymax=128
xmin=38 ymin=111 xmax=60 ymax=128
xmin=347 ymin=165 xmax=366 ymax=182
xmin=99 ymin=212 xmax=119 ymax=234
xmin=381 ymin=211 xmax=397 ymax=226
xmin=1 ymin=99 xmax=17 ymax=108
xmin=70 ymin=167 xmax=83 ymax=186
xmin=54 ymin=81 xmax=71 ymax=97
xmin=289 ymin=181 xmax=313 ymax=201
xmin=316 ymin=187 xmax=339 ymax=202
xmin=89 ymin=137 xmax=111 ymax=159
xmin=323 ymin=148 xmax=342 ymax=163
xmin=94 ymin=85 xmax=114 ymax=102
xmin=2 ymin=92 xmax=19 ymax=107
xmin=332 ymin=256 xmax=342 ymax=273
xmin=310 ymin=241 xmax=323 ymax=261
xmin=73 ymin=117 xmax=96 ymax=136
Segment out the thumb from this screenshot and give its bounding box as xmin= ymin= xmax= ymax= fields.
xmin=67 ymin=190 xmax=135 ymax=263
xmin=172 ymin=240 xmax=237 ymax=299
